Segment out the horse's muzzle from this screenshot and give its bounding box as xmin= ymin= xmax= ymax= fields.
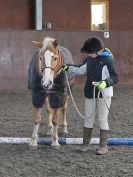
xmin=41 ymin=79 xmax=53 ymax=89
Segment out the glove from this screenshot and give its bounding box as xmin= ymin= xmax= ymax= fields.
xmin=97 ymin=81 xmax=107 ymax=90
xmin=62 ymin=64 xmax=69 ymax=72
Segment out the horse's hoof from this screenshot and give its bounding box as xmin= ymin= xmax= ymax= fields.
xmin=46 ymin=128 xmax=53 ymax=136
xmin=62 ymin=130 xmax=68 ymax=134
xmin=29 ymin=143 xmax=38 ymax=150
xmin=51 ymin=145 xmax=60 ymax=150
xmin=60 ymin=130 xmax=68 ymax=135
xmin=61 ymin=127 xmax=68 ymax=134
xmin=46 ymin=131 xmax=53 ymax=136
xmin=51 ymin=144 xmax=60 ymax=150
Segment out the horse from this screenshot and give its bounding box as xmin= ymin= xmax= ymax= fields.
xmin=28 ymin=37 xmax=74 ymax=149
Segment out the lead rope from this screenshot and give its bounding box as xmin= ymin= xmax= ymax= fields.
xmin=92 ymin=81 xmax=114 ymax=119
xmin=65 ymin=72 xmax=96 ymax=119
xmin=64 ymin=72 xmax=114 ymax=120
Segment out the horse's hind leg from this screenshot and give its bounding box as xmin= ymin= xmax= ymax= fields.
xmin=29 ymin=107 xmax=41 ymax=149
xmin=46 ymin=111 xmax=53 ymax=136
xmin=51 ymin=109 xmax=60 ymax=148
xmin=61 ymin=98 xmax=68 ymax=134
xmin=45 ymin=102 xmax=54 ymax=136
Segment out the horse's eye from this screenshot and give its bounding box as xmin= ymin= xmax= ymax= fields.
xmin=54 ymin=57 xmax=57 ymax=61
xmin=40 ymin=57 xmax=42 ymax=61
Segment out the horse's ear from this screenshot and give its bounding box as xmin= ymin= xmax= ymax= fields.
xmin=53 ymin=40 xmax=59 ymax=48
xmin=32 ymin=41 xmax=43 ymax=48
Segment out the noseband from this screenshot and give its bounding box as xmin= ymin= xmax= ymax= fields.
xmin=41 ymin=66 xmax=54 ymax=72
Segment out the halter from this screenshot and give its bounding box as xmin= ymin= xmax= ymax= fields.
xmin=37 ymin=47 xmax=64 ymax=78
xmin=41 ymin=66 xmax=54 ymax=72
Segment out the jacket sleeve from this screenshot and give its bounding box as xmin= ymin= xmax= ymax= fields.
xmin=105 ymin=57 xmax=119 ymax=87
xmin=68 ymin=63 xmax=87 ymax=75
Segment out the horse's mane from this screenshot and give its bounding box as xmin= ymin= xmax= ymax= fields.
xmin=41 ymin=37 xmax=55 ymax=52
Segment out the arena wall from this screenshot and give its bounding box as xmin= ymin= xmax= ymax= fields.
xmin=0 ymin=31 xmax=132 ymax=91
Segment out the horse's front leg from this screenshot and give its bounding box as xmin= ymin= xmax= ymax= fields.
xmin=29 ymin=107 xmax=41 ymax=149
xmin=61 ymin=97 xmax=68 ymax=134
xmin=51 ymin=109 xmax=60 ymax=148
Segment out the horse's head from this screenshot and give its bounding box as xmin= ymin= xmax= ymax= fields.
xmin=32 ymin=37 xmax=63 ymax=89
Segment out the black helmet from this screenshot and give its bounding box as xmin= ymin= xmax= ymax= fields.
xmin=80 ymin=37 xmax=104 ymax=54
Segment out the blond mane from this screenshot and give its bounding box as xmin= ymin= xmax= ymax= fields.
xmin=41 ymin=37 xmax=55 ymax=52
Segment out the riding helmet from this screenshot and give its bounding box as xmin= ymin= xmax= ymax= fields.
xmin=80 ymin=37 xmax=104 ymax=54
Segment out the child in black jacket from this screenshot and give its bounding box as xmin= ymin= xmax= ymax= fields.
xmin=62 ymin=37 xmax=118 ymax=155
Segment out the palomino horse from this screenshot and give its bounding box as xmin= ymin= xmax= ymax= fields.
xmin=28 ymin=37 xmax=74 ymax=149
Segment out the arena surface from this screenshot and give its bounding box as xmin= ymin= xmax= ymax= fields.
xmin=0 ymin=85 xmax=133 ymax=177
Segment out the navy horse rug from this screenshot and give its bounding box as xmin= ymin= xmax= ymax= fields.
xmin=28 ymin=40 xmax=74 ymax=109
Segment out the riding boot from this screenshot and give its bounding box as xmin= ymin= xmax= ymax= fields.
xmin=79 ymin=127 xmax=93 ymax=152
xmin=96 ymin=129 xmax=110 ymax=155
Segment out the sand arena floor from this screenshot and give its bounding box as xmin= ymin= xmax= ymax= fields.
xmin=0 ymin=85 xmax=133 ymax=177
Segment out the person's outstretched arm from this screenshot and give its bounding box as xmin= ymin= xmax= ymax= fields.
xmin=62 ymin=62 xmax=87 ymax=76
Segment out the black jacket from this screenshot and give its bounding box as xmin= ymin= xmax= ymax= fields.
xmin=69 ymin=50 xmax=119 ymax=98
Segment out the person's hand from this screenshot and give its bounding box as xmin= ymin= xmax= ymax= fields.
xmin=62 ymin=65 xmax=69 ymax=72
xmin=97 ymin=81 xmax=107 ymax=90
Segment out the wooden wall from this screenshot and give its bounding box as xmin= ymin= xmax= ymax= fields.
xmin=0 ymin=0 xmax=132 ymax=31
xmin=0 ymin=0 xmax=34 ymax=29
xmin=109 ymin=0 xmax=133 ymax=31
xmin=43 ymin=0 xmax=133 ymax=31
xmin=43 ymin=0 xmax=90 ymax=31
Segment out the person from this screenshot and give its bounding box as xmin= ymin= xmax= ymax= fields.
xmin=62 ymin=36 xmax=119 ymax=155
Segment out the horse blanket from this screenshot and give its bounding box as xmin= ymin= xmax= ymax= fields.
xmin=28 ymin=47 xmax=74 ymax=108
